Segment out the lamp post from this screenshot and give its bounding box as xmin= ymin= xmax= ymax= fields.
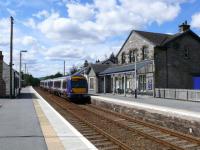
xmin=19 ymin=50 xmax=27 ymax=93
xmin=64 ymin=60 xmax=65 ymax=76
xmin=9 ymin=16 xmax=14 ymax=98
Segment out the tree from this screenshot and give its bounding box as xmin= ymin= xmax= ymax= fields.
xmin=96 ymin=59 xmax=100 ymax=63
xmin=40 ymin=72 xmax=63 ymax=80
xmin=109 ymin=52 xmax=117 ymax=63
xmin=83 ymin=60 xmax=89 ymax=67
xmin=70 ymin=65 xmax=78 ymax=75
xmin=23 ymin=74 xmax=40 ymax=87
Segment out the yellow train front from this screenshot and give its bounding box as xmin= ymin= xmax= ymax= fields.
xmin=65 ymin=75 xmax=90 ymax=102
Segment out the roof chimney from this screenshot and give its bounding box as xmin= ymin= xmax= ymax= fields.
xmin=0 ymin=51 xmax=6 ymax=97
xmin=179 ymin=21 xmax=190 ymax=33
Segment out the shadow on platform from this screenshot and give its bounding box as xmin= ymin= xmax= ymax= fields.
xmin=17 ymin=93 xmax=38 ymax=99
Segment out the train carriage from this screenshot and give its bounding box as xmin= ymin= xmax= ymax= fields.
xmin=40 ymin=75 xmax=89 ymax=102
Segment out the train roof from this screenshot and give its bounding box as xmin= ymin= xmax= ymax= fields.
xmin=40 ymin=74 xmax=85 ymax=82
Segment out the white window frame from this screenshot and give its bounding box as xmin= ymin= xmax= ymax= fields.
xmin=89 ymin=77 xmax=95 ymax=90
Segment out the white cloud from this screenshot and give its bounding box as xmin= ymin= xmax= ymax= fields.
xmin=0 ymin=18 xmax=10 ymax=46
xmin=36 ymin=0 xmax=186 ymax=44
xmin=37 ymin=12 xmax=102 ymax=43
xmin=22 ymin=36 xmax=37 ymax=46
xmin=33 ymin=10 xmax=50 ymax=19
xmin=1 ymin=0 xmax=189 ymax=77
xmin=7 ymin=8 xmax=16 ymax=16
xmin=191 ymin=12 xmax=200 ymax=29
xmin=23 ymin=18 xmax=37 ymax=29
xmin=67 ymin=3 xmax=94 ymax=21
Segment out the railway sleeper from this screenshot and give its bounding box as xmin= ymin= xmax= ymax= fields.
xmin=85 ymin=134 xmax=104 ymax=140
xmin=181 ymin=143 xmax=199 ymax=149
xmin=171 ymin=140 xmax=192 ymax=147
xmin=81 ymin=131 xmax=97 ymax=135
xmin=90 ymin=139 xmax=108 ymax=143
xmin=163 ymin=137 xmax=179 ymax=142
xmin=154 ymin=134 xmax=171 ymax=138
xmin=83 ymin=132 xmax=99 ymax=136
xmin=101 ymin=145 xmax=119 ymax=150
xmin=94 ymin=141 xmax=114 ymax=147
xmin=128 ymin=124 xmax=142 ymax=128
xmin=142 ymin=128 xmax=156 ymax=133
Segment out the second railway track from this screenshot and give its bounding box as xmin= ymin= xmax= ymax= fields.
xmin=35 ymin=88 xmax=200 ymax=150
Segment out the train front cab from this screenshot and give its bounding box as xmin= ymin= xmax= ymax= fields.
xmin=66 ymin=76 xmax=90 ymax=102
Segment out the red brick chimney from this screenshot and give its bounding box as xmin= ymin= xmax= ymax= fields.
xmin=0 ymin=51 xmax=6 ymax=97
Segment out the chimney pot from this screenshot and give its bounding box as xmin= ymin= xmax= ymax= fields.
xmin=179 ymin=21 xmax=190 ymax=33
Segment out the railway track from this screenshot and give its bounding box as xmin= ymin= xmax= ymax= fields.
xmin=36 ymin=88 xmax=131 ymax=150
xmin=81 ymin=105 xmax=200 ymax=150
xmin=35 ymin=88 xmax=200 ymax=150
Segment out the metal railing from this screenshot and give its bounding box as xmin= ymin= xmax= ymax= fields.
xmin=155 ymin=88 xmax=200 ymax=102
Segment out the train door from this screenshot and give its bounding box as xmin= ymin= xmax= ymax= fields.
xmin=193 ymin=76 xmax=200 ymax=89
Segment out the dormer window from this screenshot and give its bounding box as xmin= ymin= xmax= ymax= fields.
xmin=121 ymin=52 xmax=126 ymax=64
xmin=142 ymin=46 xmax=148 ymax=60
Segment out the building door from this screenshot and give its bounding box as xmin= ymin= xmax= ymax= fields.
xmin=193 ymin=77 xmax=200 ymax=89
xmin=139 ymin=75 xmax=146 ymax=92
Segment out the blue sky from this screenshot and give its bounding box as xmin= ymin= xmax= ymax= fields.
xmin=0 ymin=0 xmax=200 ymax=77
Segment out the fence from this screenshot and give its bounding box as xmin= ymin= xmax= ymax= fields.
xmin=155 ymin=88 xmax=200 ymax=102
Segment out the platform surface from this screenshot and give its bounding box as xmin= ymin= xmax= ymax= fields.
xmin=0 ymin=87 xmax=97 ymax=150
xmin=32 ymin=87 xmax=97 ymax=150
xmin=91 ymin=93 xmax=200 ymax=121
xmin=0 ymin=89 xmax=47 ymax=150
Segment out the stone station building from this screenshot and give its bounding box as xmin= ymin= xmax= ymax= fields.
xmin=86 ymin=22 xmax=200 ymax=96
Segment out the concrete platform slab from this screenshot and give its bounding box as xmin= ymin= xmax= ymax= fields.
xmin=0 ymin=92 xmax=47 ymax=150
xmin=32 ymin=87 xmax=97 ymax=150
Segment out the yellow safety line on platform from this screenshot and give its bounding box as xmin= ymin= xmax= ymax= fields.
xmin=33 ymin=100 xmax=65 ymax=150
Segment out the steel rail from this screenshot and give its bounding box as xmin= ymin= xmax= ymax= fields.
xmin=89 ymin=104 xmax=200 ymax=145
xmin=81 ymin=105 xmax=187 ymax=150
xmin=36 ymin=88 xmax=131 ymax=150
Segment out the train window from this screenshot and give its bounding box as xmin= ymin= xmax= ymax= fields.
xmin=71 ymin=79 xmax=87 ymax=88
xmin=54 ymin=81 xmax=61 ymax=88
xmin=62 ymin=80 xmax=67 ymax=89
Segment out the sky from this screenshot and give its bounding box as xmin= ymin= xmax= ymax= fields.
xmin=0 ymin=0 xmax=200 ymax=77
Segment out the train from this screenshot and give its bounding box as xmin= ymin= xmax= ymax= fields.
xmin=40 ymin=75 xmax=90 ymax=102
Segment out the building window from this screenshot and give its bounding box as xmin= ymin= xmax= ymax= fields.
xmin=89 ymin=77 xmax=95 ymax=90
xmin=129 ymin=50 xmax=135 ymax=63
xmin=142 ymin=46 xmax=148 ymax=60
xmin=121 ymin=52 xmax=126 ymax=64
xmin=139 ymin=75 xmax=146 ymax=92
xmin=184 ymin=48 xmax=189 ymax=59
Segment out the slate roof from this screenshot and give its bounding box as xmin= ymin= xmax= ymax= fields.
xmin=134 ymin=30 xmax=173 ymax=46
xmin=86 ymin=64 xmax=113 ymax=75
xmin=116 ymin=29 xmax=200 ymax=57
xmin=99 ymin=60 xmax=153 ymax=75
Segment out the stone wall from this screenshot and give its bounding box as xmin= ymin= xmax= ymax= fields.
xmin=155 ymin=32 xmax=200 ymax=89
xmin=0 ymin=51 xmax=6 ymax=97
xmin=91 ymin=98 xmax=200 ymax=137
xmin=117 ymin=31 xmax=155 ymax=64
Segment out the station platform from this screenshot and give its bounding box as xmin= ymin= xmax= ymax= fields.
xmin=0 ymin=86 xmax=97 ymax=150
xmin=91 ymin=94 xmax=200 ymax=137
xmin=91 ymin=93 xmax=200 ymax=120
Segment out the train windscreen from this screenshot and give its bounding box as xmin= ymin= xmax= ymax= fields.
xmin=71 ymin=79 xmax=87 ymax=88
